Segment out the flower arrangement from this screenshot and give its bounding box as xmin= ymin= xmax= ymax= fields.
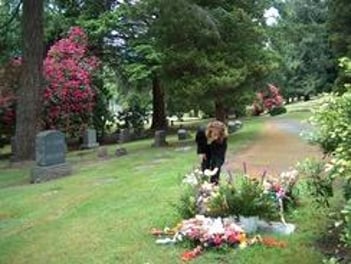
xmin=178 ymin=170 xmax=280 ymax=221
xmin=263 ymin=169 xmax=299 ymax=223
xmin=151 ymin=215 xmax=286 ymax=261
xmin=153 ymin=168 xmax=298 ymax=261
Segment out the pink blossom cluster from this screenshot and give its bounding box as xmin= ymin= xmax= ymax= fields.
xmin=43 ymin=27 xmax=100 ymax=135
xmin=0 ymin=27 xmax=100 ymax=137
xmin=263 ymin=84 xmax=284 ymax=111
xmin=252 ymin=84 xmax=284 ymax=115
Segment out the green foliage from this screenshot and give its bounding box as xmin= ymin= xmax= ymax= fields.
xmin=0 ymin=2 xmax=21 ymax=64
xmin=297 ymin=159 xmax=333 ymax=207
xmin=177 ymin=174 xmax=278 ymax=220
xmin=341 ymin=199 xmax=351 ymax=246
xmin=157 ymin=0 xmax=273 ymax=118
xmin=229 ymin=178 xmax=277 ymax=219
xmin=176 ymin=184 xmax=198 ymax=219
xmin=269 ymin=106 xmax=287 ymax=116
xmin=308 ymin=58 xmax=351 ymax=245
xmin=328 ymin=0 xmax=351 ymax=59
xmin=309 ymin=92 xmax=351 ymax=179
xmin=329 ymin=0 xmax=351 ymax=92
xmin=117 ymin=94 xmax=150 ymax=134
xmin=269 ymin=0 xmax=336 ymax=98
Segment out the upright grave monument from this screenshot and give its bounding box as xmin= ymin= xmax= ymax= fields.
xmin=31 ymin=130 xmax=72 ymax=183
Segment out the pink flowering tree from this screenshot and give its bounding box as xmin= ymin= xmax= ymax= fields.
xmin=263 ymin=84 xmax=284 ymax=111
xmin=43 ymin=27 xmax=100 ymax=136
xmin=252 ymin=84 xmax=285 ymax=116
xmin=0 ymin=27 xmax=100 ymax=141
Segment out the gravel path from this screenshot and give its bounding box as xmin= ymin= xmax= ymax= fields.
xmin=226 ymin=118 xmax=321 ymax=178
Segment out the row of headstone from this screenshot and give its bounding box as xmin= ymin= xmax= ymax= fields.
xmin=29 ymin=127 xmax=189 ymax=183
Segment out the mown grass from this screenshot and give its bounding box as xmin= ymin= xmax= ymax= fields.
xmin=0 ymin=111 xmax=334 ymax=264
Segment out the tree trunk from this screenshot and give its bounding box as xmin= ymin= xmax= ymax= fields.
xmin=215 ymin=100 xmax=227 ymax=123
xmin=151 ymin=74 xmax=167 ymax=130
xmin=14 ymin=0 xmax=44 ymax=161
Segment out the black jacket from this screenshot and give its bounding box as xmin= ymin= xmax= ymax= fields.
xmin=195 ymin=127 xmax=227 ymax=169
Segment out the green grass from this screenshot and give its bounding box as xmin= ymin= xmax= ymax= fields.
xmin=0 ymin=115 xmax=331 ymax=264
xmin=0 ymin=117 xmax=264 ymax=264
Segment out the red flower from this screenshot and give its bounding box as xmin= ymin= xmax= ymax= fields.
xmin=212 ymin=234 xmax=223 ymax=247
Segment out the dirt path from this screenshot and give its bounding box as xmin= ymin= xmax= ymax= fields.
xmin=226 ymin=118 xmax=321 ymax=178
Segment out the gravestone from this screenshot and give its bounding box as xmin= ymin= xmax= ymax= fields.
xmin=153 ymin=130 xmax=167 ymax=147
xmin=115 ymin=129 xmax=129 ymax=158
xmin=177 ymin=129 xmax=188 ymax=141
xmin=115 ymin=147 xmax=128 ymax=157
xmin=81 ymin=129 xmax=99 ymax=149
xmin=97 ymin=147 xmax=108 ymax=158
xmin=119 ymin=129 xmax=130 ymax=143
xmin=31 ymin=130 xmax=72 ymax=183
xmin=228 ymin=120 xmax=243 ymax=134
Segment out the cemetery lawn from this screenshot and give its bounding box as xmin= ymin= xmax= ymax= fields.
xmin=0 ymin=114 xmax=333 ymax=264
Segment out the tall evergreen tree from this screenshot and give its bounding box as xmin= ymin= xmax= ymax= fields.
xmin=269 ymin=0 xmax=336 ymax=100
xmin=14 ymin=0 xmax=44 ymax=160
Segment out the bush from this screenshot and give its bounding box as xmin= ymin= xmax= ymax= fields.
xmin=269 ymin=106 xmax=287 ymax=116
xmin=43 ymin=27 xmax=100 ymax=137
xmin=308 ymin=57 xmax=351 ymax=245
xmin=251 ymin=84 xmax=285 ymax=116
xmin=297 ymin=159 xmax=333 ymax=207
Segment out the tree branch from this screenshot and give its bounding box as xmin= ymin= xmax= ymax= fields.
xmin=0 ymin=0 xmax=22 ymax=32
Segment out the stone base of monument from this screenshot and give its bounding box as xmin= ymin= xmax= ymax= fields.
xmin=31 ymin=163 xmax=72 ymax=183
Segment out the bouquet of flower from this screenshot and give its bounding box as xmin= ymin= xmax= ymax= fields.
xmin=263 ymin=169 xmax=299 ymax=223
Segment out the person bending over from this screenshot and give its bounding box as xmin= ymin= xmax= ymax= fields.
xmin=195 ymin=120 xmax=228 ymax=184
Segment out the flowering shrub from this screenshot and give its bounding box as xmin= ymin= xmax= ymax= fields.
xmin=0 ymin=27 xmax=100 ymax=139
xmin=252 ymin=84 xmax=286 ymax=116
xmin=264 ymin=84 xmax=284 ymax=111
xmin=43 ymin=27 xmax=100 ymax=136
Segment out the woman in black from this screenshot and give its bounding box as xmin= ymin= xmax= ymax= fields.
xmin=195 ymin=121 xmax=228 ymax=184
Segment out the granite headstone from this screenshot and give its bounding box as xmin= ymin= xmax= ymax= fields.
xmin=153 ymin=130 xmax=167 ymax=147
xmin=81 ymin=129 xmax=99 ymax=149
xmin=177 ymin=129 xmax=188 ymax=141
xmin=228 ymin=120 xmax=243 ymax=134
xmin=119 ymin=129 xmax=131 ymax=143
xmin=31 ymin=130 xmax=72 ymax=183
